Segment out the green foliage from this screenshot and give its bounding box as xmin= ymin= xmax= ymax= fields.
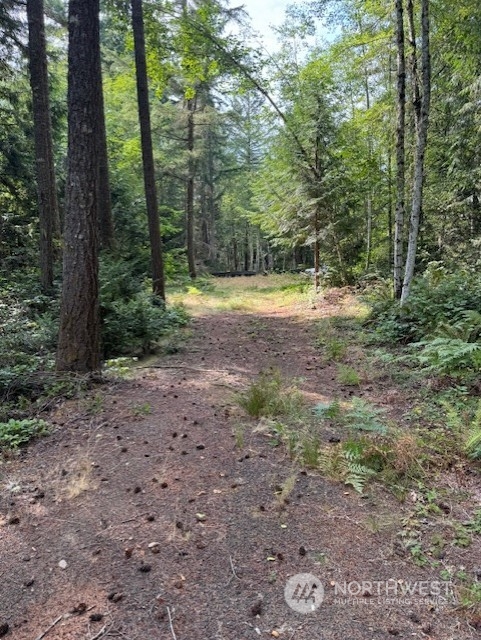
xmin=99 ymin=258 xmax=189 ymax=357
xmin=102 ymin=290 xmax=188 ymax=357
xmin=464 ymin=401 xmax=481 ymax=460
xmin=337 ymin=364 xmax=361 ymax=386
xmin=0 ymin=418 xmax=50 ymax=450
xmin=326 ymin=338 xmax=347 ymax=361
xmin=0 ymin=275 xmax=58 ymax=402
xmin=344 ymin=397 xmax=387 ymax=434
xmin=319 ymin=438 xmax=377 ymax=493
xmin=369 ymin=271 xmax=481 ymax=344
xmin=238 ymin=369 xmax=305 ymax=419
xmin=313 ymin=400 xmax=341 ymax=419
xmin=414 ymin=338 xmax=481 ymax=376
xmin=299 ymin=432 xmax=321 ymax=468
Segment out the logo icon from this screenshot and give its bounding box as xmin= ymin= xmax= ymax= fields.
xmin=284 ymin=573 xmax=324 ymax=613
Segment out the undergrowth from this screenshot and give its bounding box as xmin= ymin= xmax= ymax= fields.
xmin=0 ymin=262 xmax=190 ymax=426
xmin=239 ymin=371 xmax=423 ymax=494
xmin=0 ymin=418 xmax=50 ymax=450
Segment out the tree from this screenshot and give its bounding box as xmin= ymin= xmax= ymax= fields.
xmin=401 ymin=0 xmax=431 ymax=304
xmin=95 ymin=38 xmax=115 ymax=250
xmin=186 ymin=95 xmax=197 ymax=277
xmin=131 ymin=0 xmax=165 ymax=299
xmin=393 ymin=0 xmax=406 ymax=299
xmin=56 ymin=0 xmax=102 ymax=372
xmin=27 ymin=0 xmax=59 ymax=292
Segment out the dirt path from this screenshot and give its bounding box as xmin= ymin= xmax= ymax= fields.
xmin=0 ymin=285 xmax=478 ymax=639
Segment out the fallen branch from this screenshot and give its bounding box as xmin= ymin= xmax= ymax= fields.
xmin=229 ymin=555 xmax=241 ymax=580
xmin=137 ymin=365 xmax=232 ymax=373
xmin=88 ymin=625 xmax=107 ymax=640
xmin=34 ymin=615 xmax=63 ymax=640
xmin=166 ymin=607 xmax=178 ymax=640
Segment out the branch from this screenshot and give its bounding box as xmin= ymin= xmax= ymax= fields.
xmin=157 ymin=5 xmax=320 ymax=182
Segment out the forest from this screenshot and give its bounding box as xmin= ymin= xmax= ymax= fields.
xmin=1 ymin=1 xmax=481 ymax=637
xmin=1 ymin=0 xmax=481 ymax=373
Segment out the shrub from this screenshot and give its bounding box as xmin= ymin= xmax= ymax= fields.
xmin=0 ymin=277 xmax=58 ymax=402
xmin=368 ymin=269 xmax=481 ymax=344
xmin=101 ymin=290 xmax=188 ymax=357
xmin=99 ymin=258 xmax=189 ymax=357
xmin=0 ymin=418 xmax=50 ymax=449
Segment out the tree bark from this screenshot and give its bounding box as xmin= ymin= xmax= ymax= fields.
xmin=26 ymin=0 xmax=59 ymax=293
xmin=56 ymin=0 xmax=101 ymax=372
xmin=394 ymin=0 xmax=406 ymax=299
xmin=186 ymin=97 xmax=196 ymax=278
xmin=314 ymin=210 xmax=320 ymax=292
xmin=95 ymin=45 xmax=114 ymax=250
xmin=401 ymin=0 xmax=431 ymax=304
xmin=406 ymin=0 xmax=422 ymax=127
xmin=131 ymin=0 xmax=165 ymax=299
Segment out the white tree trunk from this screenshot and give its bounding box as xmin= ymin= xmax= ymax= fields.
xmin=401 ymin=0 xmax=431 ymax=305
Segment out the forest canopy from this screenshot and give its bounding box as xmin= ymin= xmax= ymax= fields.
xmin=0 ymin=0 xmax=480 ymax=373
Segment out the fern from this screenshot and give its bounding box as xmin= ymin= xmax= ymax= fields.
xmin=319 ymin=439 xmax=378 ymax=493
xmin=345 ymin=398 xmax=387 ymax=434
xmin=415 ymin=338 xmax=481 ymax=375
xmin=435 ymin=310 xmax=481 ymax=342
xmin=344 ymin=461 xmax=376 ymax=493
xmin=465 ymin=400 xmax=481 ymax=460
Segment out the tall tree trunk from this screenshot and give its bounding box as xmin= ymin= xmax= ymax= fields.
xmin=131 ymin=0 xmax=165 ymax=299
xmin=56 ymin=0 xmax=101 ymax=372
xmin=401 ymin=0 xmax=431 ymax=304
xmin=387 ymin=146 xmax=393 ymax=268
xmin=186 ymin=97 xmax=196 ymax=279
xmin=95 ymin=46 xmax=114 ymax=250
xmin=26 ymin=0 xmax=59 ymax=293
xmin=394 ymin=0 xmax=406 ymax=299
xmin=365 ymin=196 xmax=372 ymax=271
xmin=314 ymin=210 xmax=320 ymax=292
xmin=406 ymin=0 xmax=422 ymax=127
xmin=358 ymin=15 xmax=374 ymax=275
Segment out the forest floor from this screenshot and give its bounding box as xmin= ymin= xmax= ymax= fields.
xmin=0 ymin=275 xmax=480 ymax=640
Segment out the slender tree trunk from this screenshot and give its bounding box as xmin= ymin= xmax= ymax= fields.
xmin=407 ymin=0 xmax=422 ymax=127
xmin=401 ymin=0 xmax=431 ymax=304
xmin=256 ymin=236 xmax=262 ymax=273
xmin=131 ymin=0 xmax=165 ymax=299
xmin=95 ymin=45 xmax=114 ymax=250
xmin=394 ymin=0 xmax=406 ymax=299
xmin=314 ymin=210 xmax=320 ymax=292
xmin=359 ymin=17 xmax=374 ymax=275
xmin=56 ymin=0 xmax=101 ymax=372
xmin=365 ymin=196 xmax=372 ymax=272
xmin=186 ymin=97 xmax=196 ymax=278
xmin=387 ymin=146 xmax=393 ymax=268
xmin=26 ymin=0 xmax=59 ymax=292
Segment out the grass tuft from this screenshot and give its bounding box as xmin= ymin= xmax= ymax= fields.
xmin=238 ymin=369 xmax=305 ymax=419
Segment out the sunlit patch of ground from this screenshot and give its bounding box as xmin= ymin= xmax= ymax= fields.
xmin=168 ymin=274 xmax=316 ymax=316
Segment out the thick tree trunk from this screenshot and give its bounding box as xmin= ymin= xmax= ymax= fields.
xmin=131 ymin=0 xmax=165 ymax=299
xmin=394 ymin=0 xmax=406 ymax=299
xmin=401 ymin=0 xmax=431 ymax=304
xmin=26 ymin=0 xmax=59 ymax=293
xmin=95 ymin=47 xmax=114 ymax=250
xmin=186 ymin=97 xmax=196 ymax=279
xmin=56 ymin=0 xmax=101 ymax=373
